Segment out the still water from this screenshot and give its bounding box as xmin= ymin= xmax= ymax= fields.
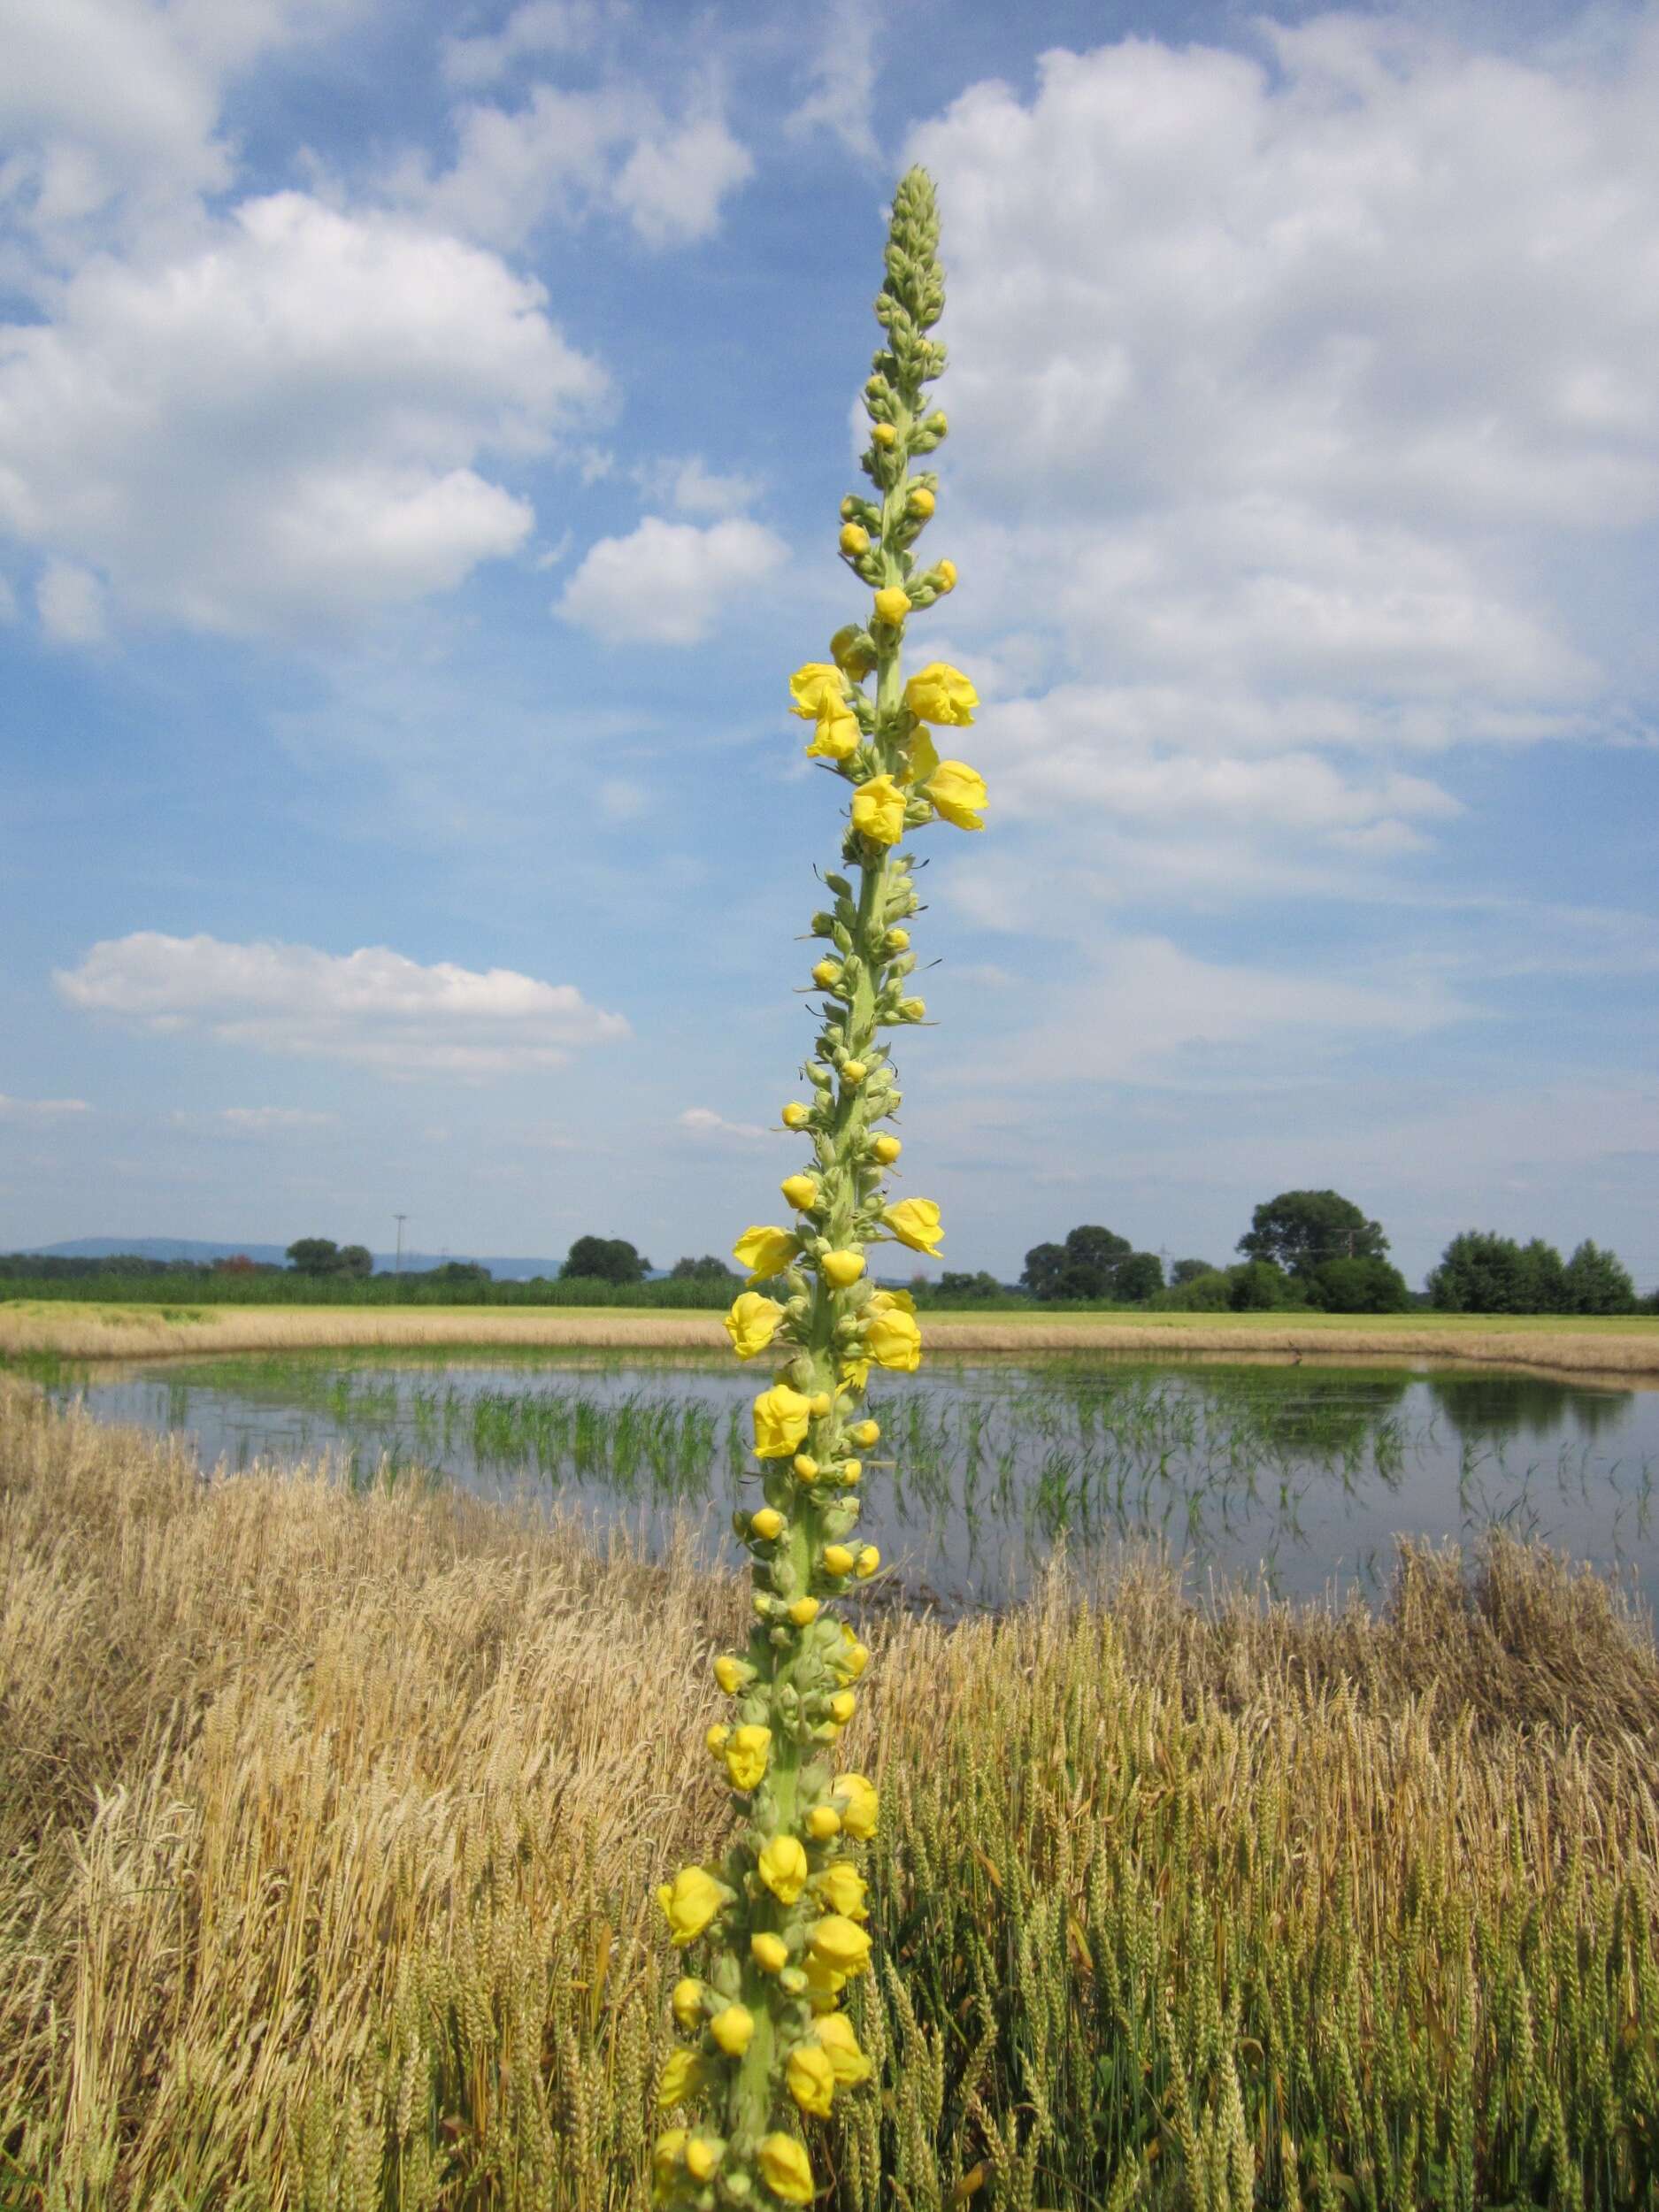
xmin=50 ymin=1348 xmax=1659 ymax=1613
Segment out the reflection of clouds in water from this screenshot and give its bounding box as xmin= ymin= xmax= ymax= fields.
xmin=57 ymin=1353 xmax=1656 ymax=1613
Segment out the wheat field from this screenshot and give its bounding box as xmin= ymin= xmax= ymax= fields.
xmin=3 ymin=1378 xmax=1656 ymax=2208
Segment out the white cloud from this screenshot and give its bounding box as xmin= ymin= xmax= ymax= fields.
xmin=56 ymin=932 xmax=630 ymax=1076
xmin=0 ymin=193 xmax=608 ymax=634
xmin=1004 ymin=935 xmax=1468 ymax=1084
xmin=35 ymin=557 xmax=107 ymax=643
xmin=649 ymin=454 xmax=763 ymax=518
xmin=393 ymin=83 xmax=752 ymax=251
xmin=786 ymin=0 xmax=882 ymax=165
xmin=0 ymin=1094 xmax=92 ymax=1120
xmin=220 ymin=1105 xmax=337 ymax=1132
xmin=557 ymin=514 xmax=785 ymax=645
xmin=677 ymin=1107 xmax=772 ymax=1146
xmin=441 ymin=0 xmax=603 ymax=88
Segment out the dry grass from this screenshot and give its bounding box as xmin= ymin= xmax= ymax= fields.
xmin=5 ymin=1296 xmax=1658 ymax=1379
xmin=3 ymin=1379 xmax=1657 ymax=2208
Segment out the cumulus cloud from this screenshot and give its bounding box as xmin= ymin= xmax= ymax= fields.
xmin=0 ymin=1094 xmax=91 ymax=1120
xmin=441 ymin=0 xmax=603 ymax=88
xmin=56 ymin=932 xmax=629 ymax=1076
xmin=393 ymin=82 xmax=753 ymax=251
xmin=677 ymin=1107 xmax=772 ymax=1146
xmin=557 ymin=514 xmax=785 ymax=644
xmin=786 ymin=0 xmax=882 ymax=165
xmin=35 ymin=557 xmax=107 ymax=644
xmin=0 ymin=193 xmax=608 ymax=634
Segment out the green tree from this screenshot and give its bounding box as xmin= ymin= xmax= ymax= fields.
xmin=669 ymin=1255 xmax=741 ymax=1282
xmin=1518 ymin=1237 xmax=1567 ymax=1314
xmin=1308 ymin=1255 xmax=1410 ymax=1314
xmin=336 ymin=1243 xmax=373 ymax=1279
xmin=1228 ymin=1257 xmax=1302 ymax=1310
xmin=1428 ymin=1231 xmax=1567 ymax=1314
xmin=1562 ymin=1240 xmax=1638 ymax=1315
xmin=427 ymin=1260 xmax=490 ymax=1285
xmin=1238 ymin=1190 xmax=1387 ymax=1279
xmin=285 ymin=1237 xmax=341 ymax=1275
xmin=1113 ymin=1251 xmax=1164 ymax=1303
xmin=561 ymin=1235 xmax=650 ymax=1284
xmin=1020 ymin=1225 xmax=1132 ymax=1301
xmin=933 ymin=1269 xmax=1006 ymax=1302
xmin=1170 ymin=1256 xmax=1217 ymax=1286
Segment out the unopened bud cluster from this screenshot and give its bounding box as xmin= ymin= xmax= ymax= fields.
xmin=653 ymin=168 xmax=987 ymax=2208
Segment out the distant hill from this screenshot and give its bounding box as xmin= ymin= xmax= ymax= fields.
xmin=18 ymin=1237 xmax=573 ymax=1281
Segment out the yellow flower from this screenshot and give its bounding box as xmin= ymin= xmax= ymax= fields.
xmin=839 ymin=1356 xmax=872 ymax=1393
xmin=835 ymin=1633 xmax=870 ymax=1680
xmin=792 ymin=1453 xmax=818 ymax=1479
xmin=724 ymin=1291 xmax=784 ymax=1360
xmin=850 ymin=773 xmax=905 ymax=846
xmin=884 ymin=926 xmax=910 ymax=950
xmin=936 ymin=557 xmax=957 ymax=591
xmin=749 ymin=1507 xmax=784 ymax=1542
xmin=733 ymin=1225 xmax=800 ymax=1286
xmin=813 ymin=1858 xmax=869 ymax=1922
xmin=758 ymin=1833 xmax=808 ymax=1904
xmin=822 ymin=1544 xmax=855 ymax=1576
xmin=903 ymin=724 xmax=940 ymax=790
xmin=815 ymin=2012 xmax=873 ymax=2088
xmin=871 ymin=422 xmax=897 ymax=449
xmin=710 ymin=2005 xmax=755 ymax=2056
xmin=672 ymin=1977 xmax=703 ymax=2032
xmin=787 ymin=2041 xmax=836 ymax=2118
xmin=803 ymin=1952 xmax=848 ymax=2009
xmin=904 ymin=663 xmax=978 ymax=726
xmin=751 ymin=1930 xmax=788 ymax=1973
xmin=835 ymin=1772 xmax=879 ymax=1839
xmin=838 ymin=522 xmax=870 ymax=556
xmin=809 ymin=1915 xmax=872 ymax=1978
xmin=657 ymin=2048 xmax=708 ymax=2108
xmin=757 ymin=2134 xmax=816 ymax=2205
xmin=804 ymin=705 xmax=861 ymax=761
xmin=788 ymin=1597 xmax=820 ymax=1627
xmin=685 ymin=2138 xmax=721 ymax=2182
xmin=830 ymin=623 xmax=876 ymax=678
xmin=821 ymin=1248 xmax=865 ymax=1287
xmin=925 ymin=760 xmax=987 ymax=832
xmin=871 ymin=1134 xmax=901 ymax=1164
xmin=753 ymin=1384 xmax=814 ymax=1460
xmin=841 ymin=1058 xmax=866 ymax=1084
xmin=713 ymin=1654 xmax=755 ymax=1695
xmin=780 ymin=1174 xmax=818 ymax=1212
xmin=705 ymin=1723 xmax=730 ymax=1757
xmin=806 ymin=1804 xmax=841 ymax=1840
xmin=837 ymin=1458 xmax=863 ymax=1485
xmin=873 ymin=586 xmax=911 ymax=626
xmin=908 ymin=486 xmax=936 ymax=518
xmin=780 ymin=1101 xmax=811 ymax=1130
xmin=724 ymin=1724 xmax=772 ymax=1792
xmin=810 ymin=959 xmax=844 ymax=994
xmin=883 ymin=1197 xmax=943 ymax=1257
xmin=856 ymin=1546 xmax=880 ymax=1579
xmin=657 ymin=1865 xmax=726 ymax=1946
xmin=865 ymin=1302 xmax=922 ymax=1373
xmin=808 ymin=1392 xmax=833 ymax=1416
xmin=788 ymin=663 xmax=846 ymax=719
xmin=849 ymin=1418 xmax=879 ymax=1447
xmin=654 ymin=2130 xmax=688 ymax=2189
xmin=829 ymin=1689 xmax=856 ymax=1724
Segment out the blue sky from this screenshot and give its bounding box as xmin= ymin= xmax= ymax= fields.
xmin=3 ymin=0 xmax=1656 ymax=1288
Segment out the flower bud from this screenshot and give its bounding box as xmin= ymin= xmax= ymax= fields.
xmin=705 ymin=1724 xmax=730 ymax=1757
xmin=758 ymin=1832 xmax=809 ymax=1903
xmin=821 ymin=1249 xmax=865 ymax=1287
xmin=936 ymin=558 xmax=957 ymax=591
xmin=829 ymin=1691 xmax=857 ymax=1726
xmin=809 ymin=1392 xmax=832 ymax=1416
xmin=751 ymin=1930 xmax=788 ymax=1973
xmin=810 ymin=958 xmax=844 ymax=991
xmin=871 ymin=422 xmax=897 ymax=448
xmin=908 ymin=486 xmax=935 ymax=518
xmin=839 ymin=1459 xmax=863 ymax=1484
xmin=871 ymin=1134 xmax=902 ymax=1164
xmin=806 ymin=1804 xmax=841 ymax=1840
xmin=928 ymin=412 xmax=948 ymax=437
xmin=749 ymin=1507 xmax=784 ymax=1542
xmin=839 ymin=523 xmax=870 ymax=556
xmin=822 ymin=1543 xmax=855 ymax=1576
xmin=685 ymin=2138 xmax=721 ymax=2183
xmin=713 ymin=1654 xmax=756 ymax=1695
xmin=839 ymin=495 xmax=857 ymax=520
xmin=789 ymin=1596 xmax=821 ymax=1627
xmin=856 ymin=1545 xmax=880 ymax=1578
xmin=841 ymin=1059 xmax=866 ymax=1085
xmin=884 ymin=927 xmax=910 ymax=951
xmin=831 ymin=623 xmax=877 ymax=679
xmin=780 ymin=1102 xmax=811 ymax=1130
xmin=710 ymin=2005 xmax=755 ymax=2057
xmin=780 ymin=1173 xmax=818 ymax=1212
xmin=873 ymin=586 xmax=911 ymax=626
xmin=792 ymin=1453 xmax=818 ymax=1479
xmin=778 ymin=1966 xmax=808 ymax=1996
xmin=899 ymin=996 xmax=926 ymax=1022
xmin=672 ymin=1977 xmax=703 ymax=2031
xmin=787 ymin=2041 xmax=836 ymax=2118
xmin=849 ymin=1419 xmax=879 ymax=1448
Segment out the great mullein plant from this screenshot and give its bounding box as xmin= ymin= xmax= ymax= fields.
xmin=651 ymin=168 xmax=984 ymax=2209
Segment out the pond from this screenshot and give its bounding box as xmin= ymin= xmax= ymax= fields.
xmin=41 ymin=1348 xmax=1659 ymax=1614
